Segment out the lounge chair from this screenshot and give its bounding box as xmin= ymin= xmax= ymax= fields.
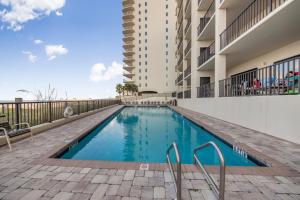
xmin=0 ymin=115 xmax=31 ymax=150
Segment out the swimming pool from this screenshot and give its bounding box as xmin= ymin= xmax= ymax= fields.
xmin=60 ymin=107 xmax=262 ymax=166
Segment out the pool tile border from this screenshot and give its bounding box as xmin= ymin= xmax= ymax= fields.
xmin=31 ymin=105 xmax=300 ymax=176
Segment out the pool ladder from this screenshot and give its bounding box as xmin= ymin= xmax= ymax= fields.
xmin=166 ymin=141 xmax=226 ymax=200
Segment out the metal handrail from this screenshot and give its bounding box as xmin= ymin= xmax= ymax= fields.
xmin=193 ymin=141 xmax=225 ymax=200
xmin=166 ymin=142 xmax=181 ymax=200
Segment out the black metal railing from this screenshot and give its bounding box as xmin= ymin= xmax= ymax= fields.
xmin=185 ymin=0 xmax=191 ymax=13
xmin=0 ymin=99 xmax=120 ymax=127
xmin=184 ymin=90 xmax=191 ymax=98
xmin=177 ymin=19 xmax=183 ymax=36
xmin=197 ymin=0 xmax=215 ymax=36
xmin=219 ymin=55 xmax=300 ymax=97
xmin=184 ymin=18 xmax=191 ymax=35
xmin=198 ymin=41 xmax=215 ymax=67
xmin=184 ymin=40 xmax=191 ymax=56
xmin=177 ymin=38 xmax=183 ymax=50
xmin=220 ymin=0 xmax=287 ymax=49
xmin=177 ymin=0 xmax=183 ymax=18
xmin=184 ymin=66 xmax=191 ymax=78
xmin=172 ymin=92 xmax=177 ymax=98
xmin=176 ymin=73 xmax=184 ymax=84
xmin=177 ymin=92 xmax=183 ymax=99
xmin=197 ymin=82 xmax=215 ymax=98
xmin=177 ymin=55 xmax=183 ymax=66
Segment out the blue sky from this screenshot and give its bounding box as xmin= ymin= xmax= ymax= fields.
xmin=0 ymin=0 xmax=123 ymax=100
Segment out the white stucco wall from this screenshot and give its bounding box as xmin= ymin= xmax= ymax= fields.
xmin=178 ymin=96 xmax=300 ymax=144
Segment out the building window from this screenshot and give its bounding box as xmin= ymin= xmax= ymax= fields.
xmin=145 ymin=2 xmax=147 ymax=6
xmin=145 ymin=83 xmax=147 ymax=87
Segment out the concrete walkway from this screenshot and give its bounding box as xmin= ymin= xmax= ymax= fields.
xmin=0 ymin=105 xmax=299 ymax=200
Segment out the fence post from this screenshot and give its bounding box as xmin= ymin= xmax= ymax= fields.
xmin=14 ymin=98 xmax=22 ymax=129
xmin=78 ymin=101 xmax=80 ymax=115
xmin=49 ymin=101 xmax=52 ymax=122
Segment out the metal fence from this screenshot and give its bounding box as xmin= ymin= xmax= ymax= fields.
xmin=220 ymin=0 xmax=287 ymax=49
xmin=219 ymin=56 xmax=300 ymax=97
xmin=197 ymin=82 xmax=215 ymax=98
xmin=0 ymin=99 xmax=120 ymax=127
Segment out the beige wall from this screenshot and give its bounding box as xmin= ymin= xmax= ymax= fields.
xmin=227 ymin=40 xmax=300 ymax=77
xmin=125 ymin=0 xmax=177 ymax=93
xmin=178 ymin=95 xmax=300 ymax=144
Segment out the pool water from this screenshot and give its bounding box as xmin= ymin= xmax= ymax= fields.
xmin=60 ymin=107 xmax=259 ymax=166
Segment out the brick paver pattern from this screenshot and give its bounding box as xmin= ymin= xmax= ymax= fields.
xmin=0 ymin=105 xmax=299 ymax=199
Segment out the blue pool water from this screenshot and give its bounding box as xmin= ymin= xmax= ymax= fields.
xmin=60 ymin=107 xmax=260 ymax=166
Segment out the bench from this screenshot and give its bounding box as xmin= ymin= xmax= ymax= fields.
xmin=0 ymin=115 xmax=31 ymax=150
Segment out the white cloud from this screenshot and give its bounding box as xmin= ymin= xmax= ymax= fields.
xmin=0 ymin=0 xmax=66 ymax=31
xmin=55 ymin=10 xmax=63 ymax=16
xmin=34 ymin=39 xmax=43 ymax=44
xmin=45 ymin=44 xmax=68 ymax=60
xmin=90 ymin=62 xmax=123 ymax=82
xmin=22 ymin=51 xmax=37 ymax=63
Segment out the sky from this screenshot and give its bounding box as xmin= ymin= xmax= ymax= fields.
xmin=0 ymin=0 xmax=123 ymax=100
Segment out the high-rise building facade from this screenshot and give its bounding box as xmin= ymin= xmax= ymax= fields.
xmin=122 ymin=0 xmax=177 ymax=93
xmin=175 ymin=0 xmax=300 ymax=143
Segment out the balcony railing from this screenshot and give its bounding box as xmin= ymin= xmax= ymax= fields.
xmin=184 ymin=66 xmax=191 ymax=78
xmin=219 ymin=55 xmax=300 ymax=97
xmin=197 ymin=0 xmax=215 ymax=36
xmin=177 ymin=92 xmax=183 ymax=99
xmin=197 ymin=82 xmax=215 ymax=98
xmin=0 ymin=99 xmax=120 ymax=127
xmin=184 ymin=40 xmax=191 ymax=56
xmin=184 ymin=18 xmax=191 ymax=35
xmin=184 ymin=90 xmax=191 ymax=98
xmin=198 ymin=41 xmax=215 ymax=67
xmin=220 ymin=0 xmax=287 ymax=49
xmin=184 ymin=0 xmax=191 ymax=13
xmin=176 ymin=73 xmax=184 ymax=84
xmin=177 ymin=55 xmax=183 ymax=67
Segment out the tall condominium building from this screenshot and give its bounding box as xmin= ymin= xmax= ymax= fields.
xmin=175 ymin=0 xmax=300 ymax=143
xmin=122 ymin=0 xmax=177 ymax=93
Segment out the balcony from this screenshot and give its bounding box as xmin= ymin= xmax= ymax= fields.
xmin=123 ymin=72 xmax=134 ymax=78
xmin=197 ymin=82 xmax=215 ymax=98
xmin=184 ymin=18 xmax=191 ymax=36
xmin=123 ymin=21 xmax=134 ymax=28
xmin=177 ymin=91 xmax=183 ymax=99
xmin=176 ymin=55 xmax=183 ymax=71
xmin=123 ymin=50 xmax=134 ymax=57
xmin=197 ymin=0 xmax=215 ymax=38
xmin=176 ymin=0 xmax=183 ymax=19
xmin=122 ymin=0 xmax=134 ymax=6
xmin=123 ymin=28 xmax=134 ymax=35
xmin=184 ymin=0 xmax=191 ymax=19
xmin=123 ymin=65 xmax=134 ymax=72
xmin=219 ymin=0 xmax=300 ymax=67
xmin=184 ymin=89 xmax=191 ymax=99
xmin=184 ymin=66 xmax=191 ymax=78
xmin=219 ymin=55 xmax=300 ymax=97
xmin=123 ymin=4 xmax=134 ymax=12
xmin=184 ymin=40 xmax=191 ymax=57
xmin=197 ymin=41 xmax=215 ymax=70
xmin=175 ymin=73 xmax=183 ymax=85
xmin=198 ymin=0 xmax=213 ymax=11
xmin=123 ymin=78 xmax=134 ymax=84
xmin=123 ymin=42 xmax=134 ymax=50
xmin=221 ymin=0 xmax=289 ymax=49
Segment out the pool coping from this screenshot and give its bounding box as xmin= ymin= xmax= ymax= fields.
xmin=31 ymin=105 xmax=300 ymax=176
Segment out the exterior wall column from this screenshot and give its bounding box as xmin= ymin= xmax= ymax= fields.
xmin=190 ymin=0 xmax=198 ymax=99
xmin=214 ymin=0 xmax=226 ymax=97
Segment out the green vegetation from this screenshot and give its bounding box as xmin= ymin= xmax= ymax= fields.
xmin=116 ymin=83 xmax=138 ymax=96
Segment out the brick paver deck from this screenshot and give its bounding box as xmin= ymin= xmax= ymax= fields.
xmin=0 ymin=105 xmax=299 ymax=200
